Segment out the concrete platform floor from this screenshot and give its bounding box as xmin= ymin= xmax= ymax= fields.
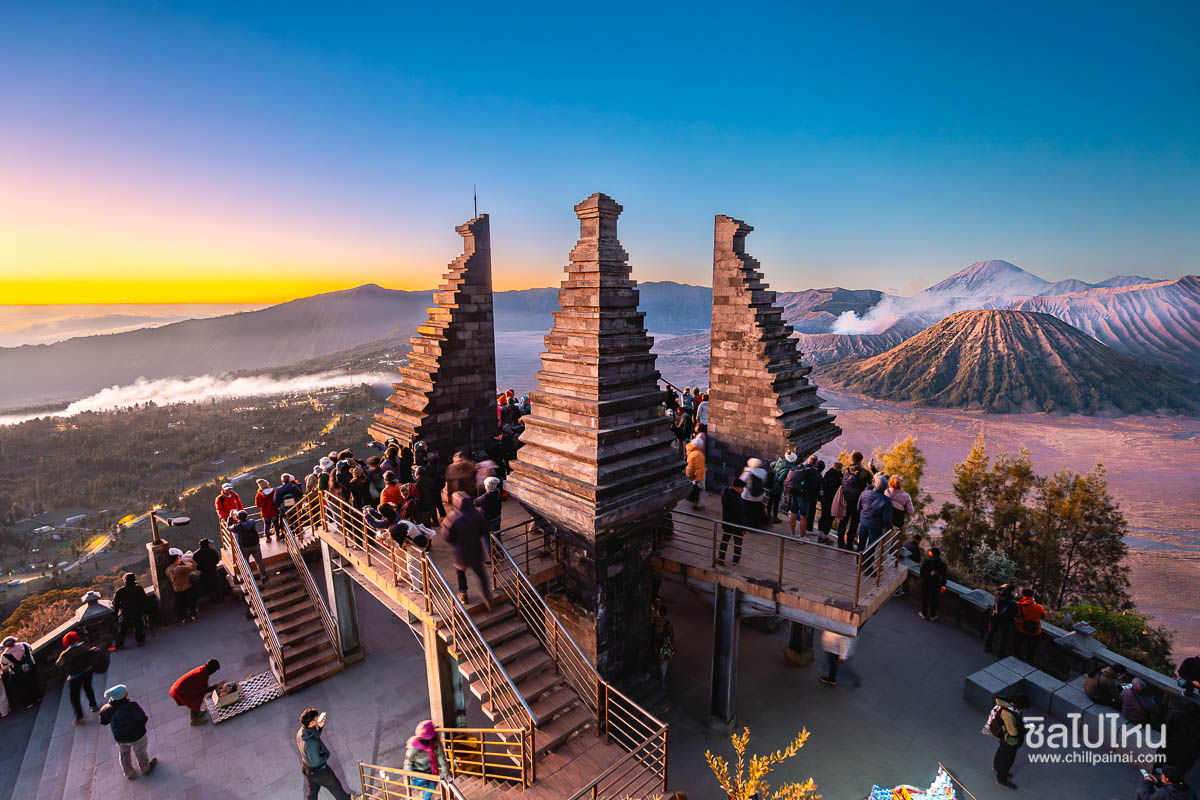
xmin=656 ymin=578 xmax=1150 ymax=800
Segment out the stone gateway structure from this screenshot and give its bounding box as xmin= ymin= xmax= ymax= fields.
xmin=707 ymin=214 xmax=841 ymax=483
xmin=507 ymin=193 xmax=688 ymax=683
xmin=370 ymin=214 xmax=498 ymax=459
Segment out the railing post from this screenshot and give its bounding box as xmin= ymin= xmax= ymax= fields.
xmin=711 ymin=520 xmax=719 ymax=567
xmin=597 ymin=679 xmax=606 ymax=741
xmin=390 ymin=545 xmax=397 ymax=586
xmin=552 ymin=618 xmax=558 ymax=669
xmin=524 ymin=522 xmax=531 ymax=576
xmin=854 ymin=553 xmax=862 ymax=607
xmin=422 ymin=557 xmax=431 ymax=614
xmin=662 ymin=727 xmax=669 ymax=792
xmin=777 ymin=537 xmax=785 ymax=587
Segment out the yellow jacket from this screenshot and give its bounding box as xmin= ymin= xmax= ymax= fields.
xmin=685 ymin=442 xmax=705 ymax=483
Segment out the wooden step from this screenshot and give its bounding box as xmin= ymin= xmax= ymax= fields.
xmin=469 ymin=602 xmax=517 ymax=629
xmin=468 ymin=650 xmax=551 ymax=704
xmin=276 ymin=609 xmax=320 ymax=633
xmin=282 ymin=637 xmax=328 ymax=662
xmin=283 ymin=646 xmax=338 ymax=679
xmin=480 ymin=616 xmax=527 ymax=647
xmin=459 ymin=634 xmax=542 ymax=682
xmin=278 ymin=619 xmax=325 ymax=647
xmin=535 ymin=705 xmax=592 ymax=757
xmin=264 ymin=587 xmax=307 ymax=609
xmin=530 ymin=687 xmax=579 ymax=724
xmin=284 ymin=658 xmax=344 ymax=692
xmin=515 ymin=668 xmax=566 ymax=702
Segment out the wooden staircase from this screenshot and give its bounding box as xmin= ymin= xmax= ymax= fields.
xmin=221 ymin=507 xmax=344 ymax=693
xmin=454 ymin=601 xmax=594 ymax=759
xmin=255 ymin=562 xmax=344 ymax=690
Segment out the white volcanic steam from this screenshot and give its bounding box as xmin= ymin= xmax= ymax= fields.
xmin=0 ymin=371 xmax=390 ymax=426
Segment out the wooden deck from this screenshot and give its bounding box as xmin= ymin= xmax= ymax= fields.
xmin=653 ymin=496 xmax=907 ymax=634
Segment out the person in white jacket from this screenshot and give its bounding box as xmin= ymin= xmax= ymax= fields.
xmin=739 ymin=458 xmax=769 ymax=529
xmin=819 ymin=630 xmax=860 ymax=687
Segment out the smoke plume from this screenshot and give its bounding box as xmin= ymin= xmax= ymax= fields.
xmin=0 ymin=371 xmax=390 ymax=426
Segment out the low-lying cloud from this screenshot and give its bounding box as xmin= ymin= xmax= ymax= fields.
xmin=0 ymin=371 xmax=391 ymax=426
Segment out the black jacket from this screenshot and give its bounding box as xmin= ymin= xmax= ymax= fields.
xmin=99 ymin=696 xmax=148 ymax=743
xmin=475 ymin=489 xmax=502 ymax=523
xmin=820 ymin=468 xmax=843 ymax=506
xmin=721 ymin=486 xmax=744 ymax=533
xmin=276 ymin=480 xmax=304 ymax=511
xmin=920 ymin=555 xmax=948 ymax=588
xmin=232 ymin=519 xmax=260 ymax=549
xmin=194 ymin=545 xmax=221 ymax=575
xmin=1137 ymin=780 xmax=1197 ymax=800
xmin=840 ymin=465 xmax=872 ymax=506
xmin=112 ymin=584 xmax=146 ymax=619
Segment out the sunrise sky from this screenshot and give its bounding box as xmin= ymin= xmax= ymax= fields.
xmin=2 ymin=1 xmax=1198 ymax=304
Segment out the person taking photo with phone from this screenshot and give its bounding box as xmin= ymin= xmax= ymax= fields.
xmin=298 ymin=707 xmax=361 ymax=800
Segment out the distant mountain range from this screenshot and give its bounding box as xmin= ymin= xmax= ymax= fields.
xmin=3 ymin=260 xmax=1196 ymax=414
xmin=0 ymin=281 xmax=711 ymax=409
xmin=822 ymin=310 xmax=1195 ymax=415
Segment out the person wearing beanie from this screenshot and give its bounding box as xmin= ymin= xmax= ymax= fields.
xmin=475 ymin=476 xmax=503 ymax=554
xmin=111 ymin=572 xmax=147 ymax=649
xmin=214 ymin=483 xmax=243 ymax=521
xmin=167 ymin=550 xmax=199 ymax=623
xmin=169 ymin=659 xmax=221 ymax=725
xmin=404 ymin=719 xmax=450 ymax=798
xmin=767 ymin=450 xmax=796 ymax=524
xmin=2 ymin=634 xmax=42 ymax=709
xmin=55 ymin=630 xmax=99 ymax=724
xmin=277 ymin=472 xmax=303 ymax=516
xmin=231 ymin=509 xmax=267 ymax=583
xmin=193 ymin=537 xmax=224 ymax=604
xmin=99 ymin=684 xmax=157 ymax=779
xmin=739 ymin=458 xmax=769 ymax=529
xmin=297 ymin=707 xmax=360 ymax=800
xmin=993 ymin=691 xmax=1030 ymax=789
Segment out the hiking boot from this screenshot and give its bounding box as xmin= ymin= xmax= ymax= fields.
xmin=143 ymin=758 xmax=158 ymax=775
xmin=995 ymin=777 xmax=1017 ymax=790
xmin=819 ymin=676 xmax=836 ymax=687
xmin=457 ymin=592 xmax=469 ymax=604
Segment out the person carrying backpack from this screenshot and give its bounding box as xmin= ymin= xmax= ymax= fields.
xmin=785 ymin=455 xmax=821 ymax=536
xmin=1013 ymin=589 xmax=1047 ymax=664
xmin=986 ymin=691 xmax=1030 ymax=790
xmin=768 ymin=452 xmax=796 ymax=524
xmin=918 ymin=547 xmax=947 ymax=620
xmin=55 ymin=631 xmax=99 ymax=725
xmin=739 ymin=458 xmax=769 ymax=530
xmin=835 ymin=451 xmax=872 ymax=549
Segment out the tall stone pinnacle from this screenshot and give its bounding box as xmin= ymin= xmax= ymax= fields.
xmin=507 ymin=193 xmax=687 ymax=535
xmin=507 ymin=193 xmax=686 ymax=681
xmin=369 ymin=214 xmax=497 ymax=458
xmin=708 ymin=214 xmax=841 ymax=476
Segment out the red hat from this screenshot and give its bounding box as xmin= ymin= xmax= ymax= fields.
xmin=62 ymin=631 xmax=79 ymax=647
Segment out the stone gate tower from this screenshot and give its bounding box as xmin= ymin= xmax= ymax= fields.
xmin=707 ymin=214 xmax=841 ymax=482
xmin=369 ymin=214 xmax=498 ymax=458
xmin=506 ymin=193 xmax=688 ymax=683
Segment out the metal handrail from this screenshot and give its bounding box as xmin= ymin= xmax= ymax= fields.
xmin=280 ymin=508 xmax=342 ymax=661
xmin=316 ymin=492 xmax=536 ymax=735
xmin=661 ymin=507 xmax=902 ymax=607
xmin=437 ymin=726 xmax=528 ymax=786
xmin=422 ymin=554 xmax=537 ymax=731
xmin=490 ymin=534 xmax=598 ymax=714
xmin=359 ymin=762 xmax=451 ymax=800
xmin=221 ymin=521 xmax=285 ymax=685
xmin=564 ymin=729 xmax=669 ymax=800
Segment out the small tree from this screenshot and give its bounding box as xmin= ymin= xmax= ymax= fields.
xmin=872 ymin=436 xmax=932 ymax=533
xmin=1033 ymin=465 xmax=1131 ymax=609
xmin=939 ymin=430 xmax=991 ymax=564
xmin=705 ymin=727 xmax=820 ymax=800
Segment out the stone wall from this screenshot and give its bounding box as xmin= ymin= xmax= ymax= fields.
xmin=507 ymin=193 xmax=688 ymax=683
xmin=370 ymin=214 xmax=498 ymax=459
xmin=707 ymin=215 xmax=841 ymax=484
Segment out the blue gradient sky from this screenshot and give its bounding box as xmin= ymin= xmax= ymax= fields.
xmin=2 ymin=1 xmax=1198 ymax=301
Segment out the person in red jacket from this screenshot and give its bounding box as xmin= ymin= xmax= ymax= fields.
xmin=1013 ymin=589 xmax=1047 ymax=665
xmin=254 ymin=478 xmax=280 ymax=540
xmin=169 ymin=659 xmax=221 ymax=725
xmin=214 ymin=484 xmax=243 ymax=521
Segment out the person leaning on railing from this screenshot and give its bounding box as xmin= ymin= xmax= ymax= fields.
xmin=230 ymin=510 xmax=268 ymax=584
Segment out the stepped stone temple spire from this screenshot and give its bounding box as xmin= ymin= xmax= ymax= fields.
xmin=707 ymin=214 xmax=841 ymax=479
xmin=507 ymin=193 xmax=688 ymax=681
xmin=369 ymin=214 xmax=497 ymax=458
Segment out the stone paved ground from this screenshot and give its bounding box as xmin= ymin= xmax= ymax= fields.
xmin=657 ymin=579 xmax=1151 ymax=800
